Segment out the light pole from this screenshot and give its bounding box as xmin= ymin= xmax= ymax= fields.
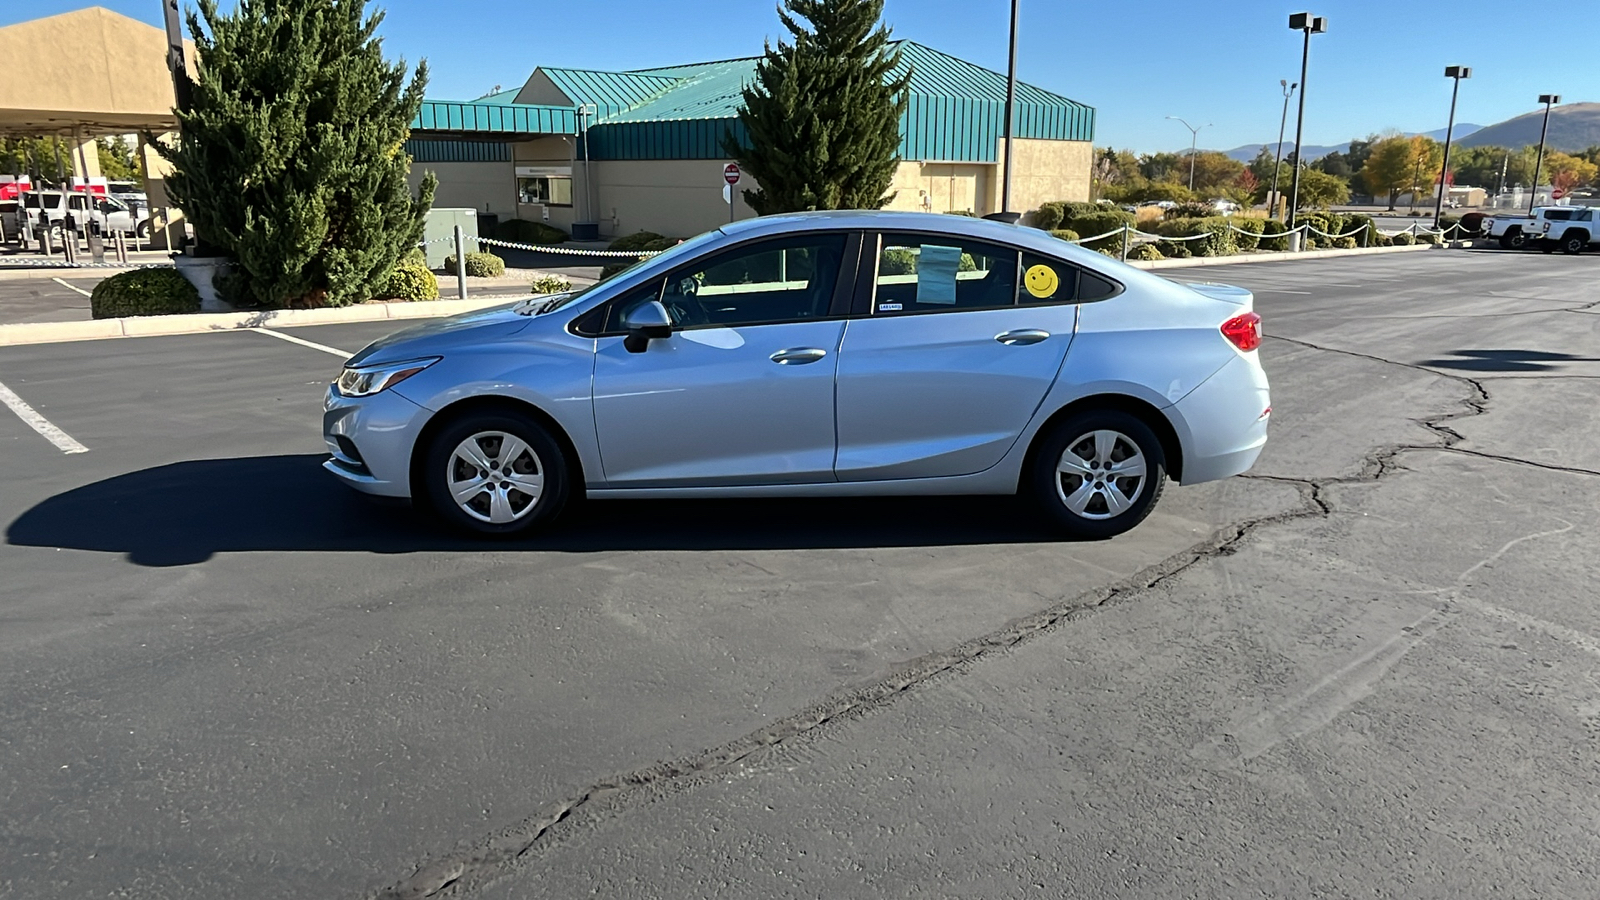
xmin=1433 ymin=66 xmax=1470 ymax=228
xmin=1165 ymin=116 xmax=1211 ymax=191
xmin=1269 ymin=79 xmax=1297 ymax=217
xmin=1285 ymin=12 xmax=1326 ymax=231
xmin=1528 ymin=93 xmax=1560 ymax=214
xmin=1000 ymin=0 xmax=1019 ymax=216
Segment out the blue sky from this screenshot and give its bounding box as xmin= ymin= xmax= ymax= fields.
xmin=16 ymin=1 xmax=1589 ymax=153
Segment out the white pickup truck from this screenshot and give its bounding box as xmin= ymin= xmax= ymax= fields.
xmin=20 ymin=190 xmax=152 ymax=237
xmin=1529 ymin=206 xmax=1597 ymax=255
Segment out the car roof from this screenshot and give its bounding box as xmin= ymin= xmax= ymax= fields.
xmin=717 ymin=209 xmax=1110 ymax=263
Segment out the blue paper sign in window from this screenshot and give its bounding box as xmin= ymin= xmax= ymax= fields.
xmin=916 ymin=244 xmax=961 ymax=305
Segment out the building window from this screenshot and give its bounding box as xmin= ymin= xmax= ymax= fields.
xmin=516 ymin=166 xmax=574 ymax=206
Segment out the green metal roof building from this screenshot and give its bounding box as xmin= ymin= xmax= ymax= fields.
xmin=406 ymin=41 xmax=1095 ymax=240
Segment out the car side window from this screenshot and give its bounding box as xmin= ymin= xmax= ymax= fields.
xmin=872 ymin=235 xmax=1019 ymax=315
xmin=1018 ymin=252 xmax=1122 ymax=305
xmin=654 ymin=233 xmax=848 ymax=329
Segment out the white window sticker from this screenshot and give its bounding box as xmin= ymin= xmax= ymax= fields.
xmin=878 ymin=302 xmax=903 ymax=312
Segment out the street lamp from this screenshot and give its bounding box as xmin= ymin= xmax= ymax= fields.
xmin=1529 ymin=93 xmax=1560 ymax=214
xmin=999 ymin=0 xmax=1019 ymax=217
xmin=1269 ymin=79 xmax=1297 ymax=217
xmin=1165 ymin=116 xmax=1211 ymax=191
xmin=1433 ymin=66 xmax=1470 ymax=228
xmin=1285 ymin=12 xmax=1326 ymax=231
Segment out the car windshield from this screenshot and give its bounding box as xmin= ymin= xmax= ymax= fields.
xmin=515 ymin=228 xmax=725 ymax=317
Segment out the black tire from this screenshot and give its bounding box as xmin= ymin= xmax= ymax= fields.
xmin=421 ymin=410 xmax=571 ymax=536
xmin=1562 ymin=232 xmax=1587 ymax=255
xmin=136 ymin=221 xmax=151 ymax=239
xmin=1499 ymin=230 xmax=1526 ymax=250
xmin=1029 ymin=410 xmax=1167 ymax=540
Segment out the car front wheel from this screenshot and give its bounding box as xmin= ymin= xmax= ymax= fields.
xmin=422 ymin=411 xmax=570 ymax=536
xmin=1030 ymin=410 xmax=1167 ymax=539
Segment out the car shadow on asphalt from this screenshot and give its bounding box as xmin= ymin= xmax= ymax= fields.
xmin=5 ymin=455 xmax=1064 ymax=567
xmin=1420 ymin=349 xmax=1600 ymax=373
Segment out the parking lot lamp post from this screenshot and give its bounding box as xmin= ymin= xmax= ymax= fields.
xmin=1269 ymin=80 xmax=1296 ymax=217
xmin=1433 ymin=66 xmax=1471 ymax=229
xmin=1000 ymin=0 xmax=1018 ymax=215
xmin=1285 ymin=12 xmax=1326 ymax=232
xmin=1528 ymin=94 xmax=1559 ymax=214
xmin=1165 ymin=116 xmax=1211 ymax=191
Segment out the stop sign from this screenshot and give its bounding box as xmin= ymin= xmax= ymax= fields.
xmin=1552 ymin=188 xmax=1565 ymax=200
xmin=723 ymin=163 xmax=741 ymax=185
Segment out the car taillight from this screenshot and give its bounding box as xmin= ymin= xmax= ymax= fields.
xmin=1221 ymin=312 xmax=1262 ymax=352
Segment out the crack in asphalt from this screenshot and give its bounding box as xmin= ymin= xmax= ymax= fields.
xmin=369 ymin=331 xmax=1573 ymax=900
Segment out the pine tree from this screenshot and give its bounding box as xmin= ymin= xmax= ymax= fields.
xmin=159 ymin=0 xmax=435 ymax=308
xmin=725 ymin=0 xmax=910 ymax=214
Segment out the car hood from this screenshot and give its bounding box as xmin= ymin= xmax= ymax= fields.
xmin=345 ymin=302 xmax=530 ymax=367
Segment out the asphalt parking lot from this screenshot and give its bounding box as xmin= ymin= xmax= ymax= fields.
xmin=2 ymin=250 xmax=1598 ymax=898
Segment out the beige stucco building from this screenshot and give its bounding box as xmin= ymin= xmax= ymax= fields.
xmin=405 ymin=42 xmax=1095 ymax=241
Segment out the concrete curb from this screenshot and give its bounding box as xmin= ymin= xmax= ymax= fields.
xmin=1127 ymin=243 xmax=1438 ymax=270
xmin=0 ymin=295 xmax=516 ymax=347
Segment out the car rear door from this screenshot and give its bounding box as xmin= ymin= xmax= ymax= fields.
xmin=832 ymin=233 xmax=1090 ymax=482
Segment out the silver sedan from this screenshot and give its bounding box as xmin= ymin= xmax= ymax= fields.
xmin=324 ymin=211 xmax=1270 ymax=538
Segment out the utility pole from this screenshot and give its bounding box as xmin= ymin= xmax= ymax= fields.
xmin=1433 ymin=66 xmax=1470 ymax=228
xmin=1285 ymin=12 xmax=1326 ymax=232
xmin=1269 ymin=79 xmax=1297 ymax=218
xmin=1528 ymin=93 xmax=1559 ymax=214
xmin=1165 ymin=116 xmax=1211 ymax=191
xmin=1000 ymin=0 xmax=1019 ymax=215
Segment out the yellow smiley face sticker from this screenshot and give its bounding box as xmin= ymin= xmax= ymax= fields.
xmin=1025 ymin=264 xmax=1059 ymax=299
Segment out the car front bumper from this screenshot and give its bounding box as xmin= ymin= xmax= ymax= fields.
xmin=322 ymin=385 xmax=429 ymax=498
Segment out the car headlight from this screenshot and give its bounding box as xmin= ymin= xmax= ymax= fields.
xmin=335 ymin=357 xmax=440 ymax=398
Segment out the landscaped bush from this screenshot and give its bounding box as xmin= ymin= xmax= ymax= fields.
xmin=1128 ymin=243 xmax=1163 ymax=261
xmin=444 ymin=251 xmax=506 ymax=277
xmin=1334 ymin=236 xmax=1358 ymax=250
xmin=608 ymin=231 xmax=668 ymax=252
xmin=1457 ymin=212 xmax=1486 ymax=237
xmin=1390 ymin=232 xmax=1415 ymax=245
xmin=529 ymin=274 xmax=572 ymax=294
xmin=599 ymin=233 xmax=678 ymax=280
xmin=1048 ymin=228 xmax=1080 ymax=243
xmin=1341 ymin=214 xmax=1376 ymax=246
xmin=1230 ymin=217 xmax=1264 ymax=251
xmin=375 ymin=262 xmax=439 ymax=301
xmin=1164 ymin=201 xmax=1215 ymax=221
xmin=1063 ymin=209 xmax=1134 ymax=251
xmin=1259 ymin=219 xmax=1290 ymax=252
xmin=880 ymin=247 xmax=918 ymax=275
xmin=1416 ymin=231 xmax=1443 ymax=246
xmin=1374 ymin=232 xmax=1393 ymax=247
xmin=1147 ymin=217 xmax=1236 ymax=257
xmin=90 ymin=267 xmax=202 ymax=319
xmin=494 ymin=219 xmax=567 ymax=245
xmin=400 ymin=247 xmax=426 ymax=267
xmin=1156 ymin=240 xmax=1192 ymax=258
xmin=1032 ymin=204 xmax=1065 ymax=231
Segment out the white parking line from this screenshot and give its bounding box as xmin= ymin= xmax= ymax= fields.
xmin=51 ymin=277 xmax=93 ymax=298
xmin=0 ymin=379 xmax=89 ymax=454
xmin=248 ymin=327 xmax=352 ymax=359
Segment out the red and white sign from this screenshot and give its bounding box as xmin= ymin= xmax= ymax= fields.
xmin=1552 ymin=188 xmax=1566 ymax=200
xmin=723 ymin=163 xmax=741 ymax=186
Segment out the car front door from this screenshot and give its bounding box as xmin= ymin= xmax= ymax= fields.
xmin=833 ymin=235 xmax=1108 ymax=481
xmin=590 ymin=231 xmax=860 ymax=487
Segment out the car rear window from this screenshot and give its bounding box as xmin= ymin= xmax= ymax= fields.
xmin=1018 ymin=253 xmax=1122 ymax=305
xmin=1544 ymin=209 xmax=1577 ymax=221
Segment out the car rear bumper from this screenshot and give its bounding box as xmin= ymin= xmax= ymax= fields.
xmin=321 ymin=385 xmax=428 ymax=498
xmin=1172 ymin=352 xmax=1271 ymax=484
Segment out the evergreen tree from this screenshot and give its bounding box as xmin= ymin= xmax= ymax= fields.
xmin=725 ymin=0 xmax=910 ymax=214
xmin=159 ymin=0 xmax=435 ymax=308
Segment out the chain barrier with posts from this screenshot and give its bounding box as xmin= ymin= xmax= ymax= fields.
xmin=1069 ymin=220 xmax=1466 ymax=260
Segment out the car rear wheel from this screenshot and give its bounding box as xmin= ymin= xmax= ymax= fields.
xmin=1499 ymin=230 xmax=1525 ymax=250
xmin=1030 ymin=410 xmax=1166 ymax=539
xmin=1562 ymin=233 xmax=1587 ymax=255
xmin=422 ymin=411 xmax=570 ymax=536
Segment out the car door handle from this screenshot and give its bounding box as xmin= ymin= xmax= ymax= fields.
xmin=995 ymin=329 xmax=1051 ymax=346
xmin=769 ymin=347 xmax=828 ymax=365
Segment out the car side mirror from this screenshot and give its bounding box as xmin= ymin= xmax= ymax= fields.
xmin=622 ymin=300 xmax=672 ymax=353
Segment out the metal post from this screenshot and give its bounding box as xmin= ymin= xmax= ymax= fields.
xmin=41 ymin=222 xmax=55 ymax=258
xmin=1269 ymin=81 xmax=1296 ymax=218
xmin=115 ymin=230 xmax=129 ymax=264
xmin=1528 ymin=94 xmax=1559 ymax=215
xmin=1286 ymin=21 xmax=1314 ymax=230
xmin=62 ymin=228 xmax=76 ymax=264
xmin=1000 ymin=0 xmax=1018 ymax=214
xmin=1120 ymin=224 xmax=1130 ymax=261
xmin=1434 ymin=67 xmax=1470 ymax=228
xmin=452 ymin=224 xmax=467 ymax=300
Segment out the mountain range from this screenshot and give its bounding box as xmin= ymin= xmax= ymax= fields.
xmin=1217 ymin=124 xmax=1481 ymax=163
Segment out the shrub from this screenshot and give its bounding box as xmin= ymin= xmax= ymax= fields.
xmin=880 ymin=247 xmax=918 ymax=275
xmin=1128 ymin=243 xmax=1163 ymax=261
xmin=444 ymin=251 xmax=506 ymax=277
xmin=1147 ymin=217 xmax=1236 ymax=257
xmin=1259 ymin=218 xmax=1290 ymax=252
xmin=400 ymin=247 xmax=426 ymax=267
xmin=1164 ymin=201 xmax=1215 ymax=221
xmin=1032 ymin=203 xmax=1064 ymax=231
xmin=529 ymin=274 xmax=572 ymax=294
xmin=1303 ymin=237 xmax=1319 ymax=250
xmin=494 ymin=219 xmax=567 ymax=245
xmin=1416 ymin=231 xmax=1443 ymax=246
xmin=375 ymin=262 xmax=439 ymax=301
xmin=1374 ymin=232 xmax=1393 ymax=247
xmin=1096 ymin=247 xmax=1119 ymax=258
xmin=90 ymin=267 xmax=202 ymax=319
xmin=1230 ymin=217 xmax=1264 ymax=252
xmin=1063 ymin=209 xmax=1134 ymax=250
xmin=1334 ymin=236 xmax=1358 ymax=250
xmin=1457 ymin=212 xmax=1486 ymax=237
xmin=608 ymin=231 xmax=668 ymax=252
xmin=1391 ymin=232 xmax=1415 ymax=245
xmin=1156 ymin=240 xmax=1192 ymax=258
xmin=1048 ymin=229 xmax=1080 ymax=243
xmin=1341 ymin=214 xmax=1376 ymax=246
